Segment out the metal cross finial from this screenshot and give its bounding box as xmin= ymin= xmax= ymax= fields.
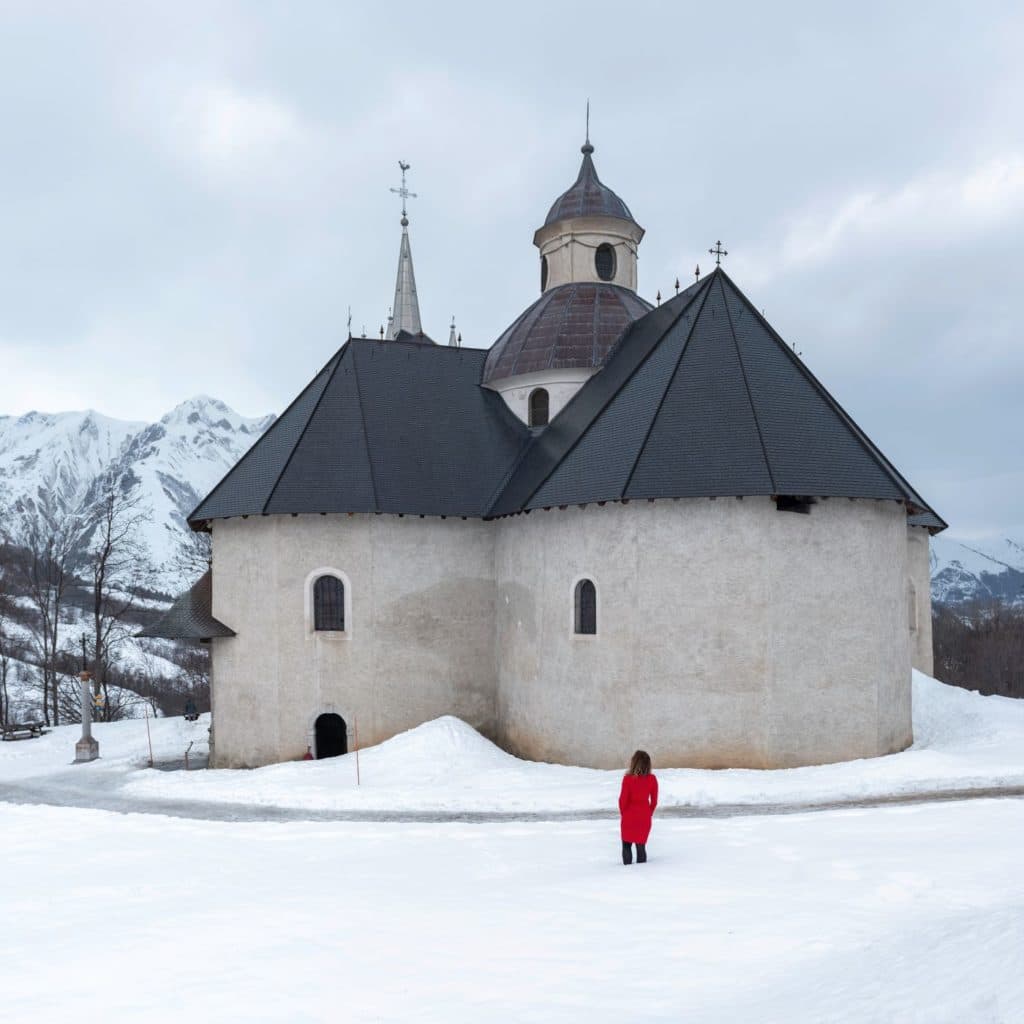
xmin=694 ymin=263 xmax=700 ymax=283
xmin=390 ymin=160 xmax=418 ymax=224
xmin=709 ymin=240 xmax=728 ymax=266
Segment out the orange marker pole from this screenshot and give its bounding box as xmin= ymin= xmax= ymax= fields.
xmin=353 ymin=715 xmax=361 ymax=787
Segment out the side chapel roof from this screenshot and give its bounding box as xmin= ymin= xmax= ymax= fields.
xmin=135 ymin=571 xmax=236 ymax=641
xmin=189 ymin=269 xmax=945 ymax=532
xmin=189 ymin=340 xmax=530 ymax=525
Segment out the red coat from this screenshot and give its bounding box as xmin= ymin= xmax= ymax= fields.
xmin=619 ymin=773 xmax=658 ymax=843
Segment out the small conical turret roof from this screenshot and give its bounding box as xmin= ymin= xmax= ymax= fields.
xmin=389 ymin=220 xmax=422 ymax=339
xmin=544 ymin=141 xmax=636 ymax=226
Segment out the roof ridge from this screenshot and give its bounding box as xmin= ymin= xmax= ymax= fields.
xmin=720 ymin=270 xmax=943 ymax=523
xmin=349 ymin=341 xmax=381 ymax=512
xmin=262 ymin=344 xmax=349 ymax=514
xmin=720 ymin=274 xmax=777 ymax=493
xmin=620 ymin=277 xmax=716 ymax=497
xmin=188 ymin=346 xmax=344 ymax=527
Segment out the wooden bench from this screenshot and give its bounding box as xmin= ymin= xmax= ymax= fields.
xmin=1 ymin=722 xmax=48 ymax=741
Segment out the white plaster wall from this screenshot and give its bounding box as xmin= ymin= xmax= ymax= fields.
xmin=534 ymin=216 xmax=643 ymax=292
xmin=494 ymin=498 xmax=914 ymax=770
xmin=209 ymin=515 xmax=496 ymax=768
xmin=489 ymin=367 xmax=596 ymax=425
xmin=208 ymin=499 xmax=918 ymax=771
xmin=907 ymin=526 xmax=934 ymax=675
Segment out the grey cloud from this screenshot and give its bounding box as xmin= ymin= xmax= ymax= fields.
xmin=0 ymin=0 xmax=1021 ymax=538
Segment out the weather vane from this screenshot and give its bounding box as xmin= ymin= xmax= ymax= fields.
xmin=709 ymin=240 xmax=728 ymax=266
xmin=390 ymin=160 xmax=417 ymax=224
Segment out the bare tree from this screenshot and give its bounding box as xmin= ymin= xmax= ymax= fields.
xmin=0 ymin=594 xmax=13 ymax=728
xmin=169 ymin=528 xmax=212 ymax=589
xmin=933 ymin=600 xmax=1024 ymax=699
xmin=82 ymin=483 xmax=152 ymax=720
xmin=1 ymin=500 xmax=83 ymax=726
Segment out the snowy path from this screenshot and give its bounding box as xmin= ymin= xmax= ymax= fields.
xmin=2 ymin=799 xmax=1022 ymax=1023
xmin=2 ymin=672 xmax=1022 ymax=822
xmin=3 ymin=768 xmax=1024 ymax=822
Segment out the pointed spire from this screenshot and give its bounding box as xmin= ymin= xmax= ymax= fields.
xmin=387 ymin=161 xmax=422 ymax=339
xmin=448 ymin=316 xmax=458 ymax=348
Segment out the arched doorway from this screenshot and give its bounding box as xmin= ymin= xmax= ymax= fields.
xmin=315 ymin=713 xmax=347 ymax=759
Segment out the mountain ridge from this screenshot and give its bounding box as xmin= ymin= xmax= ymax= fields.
xmin=0 ymin=397 xmax=274 ymax=594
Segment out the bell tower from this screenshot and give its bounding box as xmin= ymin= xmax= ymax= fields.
xmin=533 ymin=134 xmax=644 ymax=294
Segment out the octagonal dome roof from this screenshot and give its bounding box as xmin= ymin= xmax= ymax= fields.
xmin=483 ymin=282 xmax=652 ymax=384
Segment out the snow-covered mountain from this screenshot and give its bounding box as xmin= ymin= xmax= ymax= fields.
xmin=0 ymin=397 xmax=273 ymax=594
xmin=930 ymin=535 xmax=1024 ymax=607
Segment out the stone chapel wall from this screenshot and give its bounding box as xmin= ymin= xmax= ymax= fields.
xmin=209 ymin=514 xmax=497 ymax=768
xmin=494 ymin=497 xmax=914 ymax=769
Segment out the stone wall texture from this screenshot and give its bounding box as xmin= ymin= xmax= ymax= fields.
xmin=210 ymin=498 xmax=922 ymax=770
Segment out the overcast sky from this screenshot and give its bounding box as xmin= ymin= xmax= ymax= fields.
xmin=0 ymin=1 xmax=1021 ymax=541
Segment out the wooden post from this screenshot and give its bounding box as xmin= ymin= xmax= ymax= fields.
xmin=144 ymin=705 xmax=154 ymax=768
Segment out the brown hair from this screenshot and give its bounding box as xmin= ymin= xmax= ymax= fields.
xmin=628 ymin=750 xmax=652 ymax=776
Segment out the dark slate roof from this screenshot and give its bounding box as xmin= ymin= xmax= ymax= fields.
xmin=544 ymin=146 xmax=637 ymax=227
xmin=394 ymin=329 xmax=436 ymax=345
xmin=482 ymin=283 xmax=652 ymax=384
xmin=189 ymin=339 xmax=530 ymax=526
xmin=136 ymin=571 xmax=236 ymax=641
xmin=188 ymin=270 xmax=945 ymax=534
xmin=487 ymin=269 xmax=947 ymax=530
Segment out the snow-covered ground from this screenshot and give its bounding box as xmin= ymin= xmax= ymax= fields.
xmin=1 ymin=672 xmax=1022 ymax=817
xmin=2 ymin=671 xmax=1023 ymax=1021
xmin=1 ymin=798 xmax=1022 ymax=1022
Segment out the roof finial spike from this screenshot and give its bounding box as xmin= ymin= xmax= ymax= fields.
xmin=347 ymin=306 xmax=352 ymax=338
xmin=449 ymin=316 xmax=458 ymax=348
xmin=656 ymin=289 xmax=661 ymax=306
xmin=379 ymin=324 xmax=384 ymax=340
xmin=581 ymin=100 xmax=594 ymax=155
xmin=390 ymin=160 xmax=417 ymax=226
xmin=695 ymin=263 xmax=700 ymax=283
xmin=674 ymin=277 xmax=680 ymax=295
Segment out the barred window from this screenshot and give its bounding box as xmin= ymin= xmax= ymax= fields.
xmin=313 ymin=575 xmax=345 ymax=631
xmin=574 ymin=579 xmax=597 ymax=635
xmin=529 ymin=388 xmax=550 ymax=427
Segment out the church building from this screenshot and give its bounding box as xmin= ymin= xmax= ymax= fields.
xmin=143 ymin=134 xmax=945 ymax=771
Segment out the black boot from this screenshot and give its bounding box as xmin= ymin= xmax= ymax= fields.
xmin=636 ymin=843 xmax=647 ymax=864
xmin=622 ymin=841 xmax=633 ymax=865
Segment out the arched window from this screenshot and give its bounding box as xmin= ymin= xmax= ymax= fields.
xmin=529 ymin=388 xmax=550 ymax=427
xmin=595 ymin=243 xmax=616 ymax=282
xmin=313 ymin=575 xmax=345 ymax=631
xmin=540 ymin=254 xmax=549 ymax=291
xmin=574 ymin=579 xmax=597 ymax=635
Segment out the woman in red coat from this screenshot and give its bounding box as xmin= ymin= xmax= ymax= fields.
xmin=618 ymin=750 xmax=658 ymax=865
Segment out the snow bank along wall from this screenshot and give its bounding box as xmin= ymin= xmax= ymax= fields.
xmin=210 ymin=498 xmax=924 ymax=769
